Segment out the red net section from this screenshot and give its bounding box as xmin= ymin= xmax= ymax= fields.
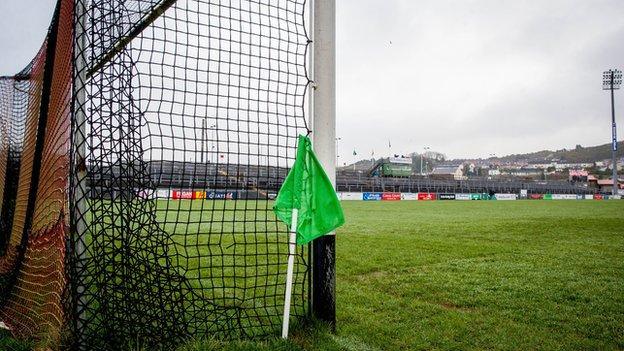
xmin=0 ymin=0 xmax=73 ymax=346
xmin=0 ymin=43 xmax=48 ymax=336
xmin=0 ymin=83 xmax=8 ymax=219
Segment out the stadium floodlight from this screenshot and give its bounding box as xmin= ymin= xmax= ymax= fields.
xmin=200 ymin=120 xmax=216 ymax=164
xmin=603 ymin=69 xmax=622 ymax=91
xmin=603 ymin=69 xmax=622 ymax=195
xmin=335 ymin=137 xmax=342 ymax=165
xmin=421 ymin=146 xmax=430 ymax=175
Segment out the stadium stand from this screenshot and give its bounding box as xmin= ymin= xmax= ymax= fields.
xmin=86 ymin=162 xmax=596 ymax=197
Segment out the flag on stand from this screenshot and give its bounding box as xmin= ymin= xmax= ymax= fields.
xmin=274 ymin=135 xmax=345 ymax=339
xmin=274 ymin=135 xmax=345 ymax=245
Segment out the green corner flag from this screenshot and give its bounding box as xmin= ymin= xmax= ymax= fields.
xmin=273 ymin=135 xmax=345 ymax=245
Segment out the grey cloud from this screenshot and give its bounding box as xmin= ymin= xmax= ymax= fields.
xmin=337 ymin=0 xmax=624 ymax=162
xmin=1 ymin=0 xmax=623 ymax=163
xmin=0 ymin=0 xmax=56 ymax=75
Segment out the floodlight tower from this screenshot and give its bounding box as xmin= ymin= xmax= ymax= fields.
xmin=421 ymin=146 xmax=430 ymax=175
xmin=201 ymin=120 xmax=216 ymax=163
xmin=335 ymin=137 xmax=342 ymax=166
xmin=603 ymin=69 xmax=622 ymax=195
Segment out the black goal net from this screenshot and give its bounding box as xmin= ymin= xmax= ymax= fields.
xmin=0 ymin=0 xmax=313 ymax=349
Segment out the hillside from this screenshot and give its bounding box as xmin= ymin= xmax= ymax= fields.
xmin=342 ymin=141 xmax=623 ymax=172
xmin=491 ymin=141 xmax=623 ymax=164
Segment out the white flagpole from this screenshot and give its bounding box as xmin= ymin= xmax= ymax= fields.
xmin=281 ymin=208 xmax=299 ymax=339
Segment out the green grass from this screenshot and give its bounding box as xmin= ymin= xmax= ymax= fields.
xmin=335 ymin=200 xmax=624 ymax=351
xmin=2 ymin=200 xmax=623 ymax=350
xmin=182 ymin=200 xmax=624 ymax=351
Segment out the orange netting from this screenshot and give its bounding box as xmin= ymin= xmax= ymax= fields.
xmin=0 ymin=0 xmax=73 ymax=347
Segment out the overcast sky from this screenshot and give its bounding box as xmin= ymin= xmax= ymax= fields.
xmin=1 ymin=0 xmax=623 ymax=164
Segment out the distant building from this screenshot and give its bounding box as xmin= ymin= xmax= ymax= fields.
xmin=569 ymin=170 xmax=588 ymax=182
xmin=589 ymin=178 xmax=624 ymax=194
xmin=529 ymin=162 xmax=593 ymax=171
xmin=554 ymin=163 xmax=593 ymax=171
xmin=369 ymin=157 xmax=412 ymax=178
xmin=531 ymin=163 xmax=554 ymax=169
xmin=467 ymin=163 xmax=476 ymax=174
xmin=431 ymin=165 xmax=464 ymax=180
xmin=488 ymin=169 xmax=500 ymax=176
xmin=503 ymin=168 xmax=543 ymax=179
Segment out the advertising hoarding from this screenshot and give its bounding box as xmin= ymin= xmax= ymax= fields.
xmin=438 ymin=193 xmax=456 ymax=200
xmin=206 ymin=191 xmax=237 ymax=200
xmin=388 ymin=157 xmax=412 ymax=164
xmin=418 ymin=193 xmax=436 ymax=201
xmin=340 ymin=192 xmax=363 ymax=201
xmin=551 ymin=194 xmax=577 ymax=200
xmin=363 ymin=192 xmax=382 ymax=201
xmin=455 ymin=193 xmax=471 ymax=200
xmin=530 ymin=194 xmax=543 ymax=200
xmin=401 ymin=193 xmax=418 ymax=200
xmin=382 ymin=192 xmax=401 ymax=201
xmin=494 ymin=194 xmax=517 ymax=201
xmin=172 ymin=190 xmax=235 ymax=199
xmin=172 ymin=190 xmax=194 ymax=199
xmin=137 ymin=189 xmax=156 ymax=199
xmin=470 ymin=193 xmax=488 ymax=200
xmin=156 ymin=189 xmax=171 ymax=198
xmin=381 ymin=163 xmax=412 ymax=177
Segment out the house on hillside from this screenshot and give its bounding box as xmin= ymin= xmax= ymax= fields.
xmin=554 ymin=163 xmax=593 ymax=171
xmin=431 ymin=164 xmax=464 ymax=180
xmin=591 ymin=178 xmax=624 ymax=193
xmin=569 ymin=170 xmax=588 ymax=182
xmin=531 ymin=163 xmax=554 ymax=169
xmin=488 ymin=168 xmax=501 ymax=176
xmin=502 ymin=168 xmax=543 ymax=180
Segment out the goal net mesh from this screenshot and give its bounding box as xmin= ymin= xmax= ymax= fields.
xmin=0 ymin=0 xmax=312 ymax=349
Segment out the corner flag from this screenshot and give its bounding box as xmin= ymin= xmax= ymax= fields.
xmin=274 ymin=135 xmax=344 ymax=338
xmin=273 ymin=135 xmax=345 ymax=245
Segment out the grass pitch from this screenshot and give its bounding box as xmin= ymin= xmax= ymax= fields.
xmin=180 ymin=200 xmax=624 ymax=350
xmin=333 ymin=200 xmax=624 ymax=351
xmin=2 ymin=200 xmax=623 ymax=350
